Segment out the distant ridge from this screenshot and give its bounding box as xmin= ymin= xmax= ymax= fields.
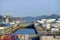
xmin=35 ymin=14 xmax=60 ymax=20
xmin=0 ymin=14 xmax=60 ymax=23
xmin=0 ymin=15 xmax=3 ymax=18
xmin=22 ymin=14 xmax=60 ymax=23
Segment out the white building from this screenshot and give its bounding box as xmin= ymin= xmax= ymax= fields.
xmin=51 ymin=25 xmax=59 ymax=31
xmin=51 ymin=28 xmax=59 ymax=31
xmin=9 ymin=21 xmax=15 ymax=25
xmin=3 ymin=15 xmax=9 ymax=24
xmin=37 ymin=20 xmax=44 ymax=23
xmin=41 ymin=19 xmax=47 ymax=22
xmin=56 ymin=18 xmax=60 ymax=23
xmin=47 ymin=19 xmax=56 ymax=23
xmin=15 ymin=20 xmax=20 ymax=24
xmin=46 ymin=24 xmax=50 ymax=29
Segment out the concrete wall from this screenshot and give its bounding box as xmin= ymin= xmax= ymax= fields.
xmin=40 ymin=36 xmax=60 ymax=40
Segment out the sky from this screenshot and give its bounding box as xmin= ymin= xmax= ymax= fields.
xmin=0 ymin=0 xmax=60 ymax=17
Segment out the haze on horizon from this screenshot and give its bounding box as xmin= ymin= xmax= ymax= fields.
xmin=0 ymin=0 xmax=60 ymax=17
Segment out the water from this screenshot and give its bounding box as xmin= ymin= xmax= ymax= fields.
xmin=12 ymin=29 xmax=36 ymax=35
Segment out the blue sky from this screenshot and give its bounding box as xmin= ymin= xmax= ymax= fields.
xmin=0 ymin=0 xmax=60 ymax=17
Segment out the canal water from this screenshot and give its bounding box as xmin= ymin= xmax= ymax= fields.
xmin=12 ymin=24 xmax=39 ymax=40
xmin=12 ymin=29 xmax=36 ymax=35
xmin=12 ymin=24 xmax=37 ymax=35
xmin=12 ymin=28 xmax=39 ymax=40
